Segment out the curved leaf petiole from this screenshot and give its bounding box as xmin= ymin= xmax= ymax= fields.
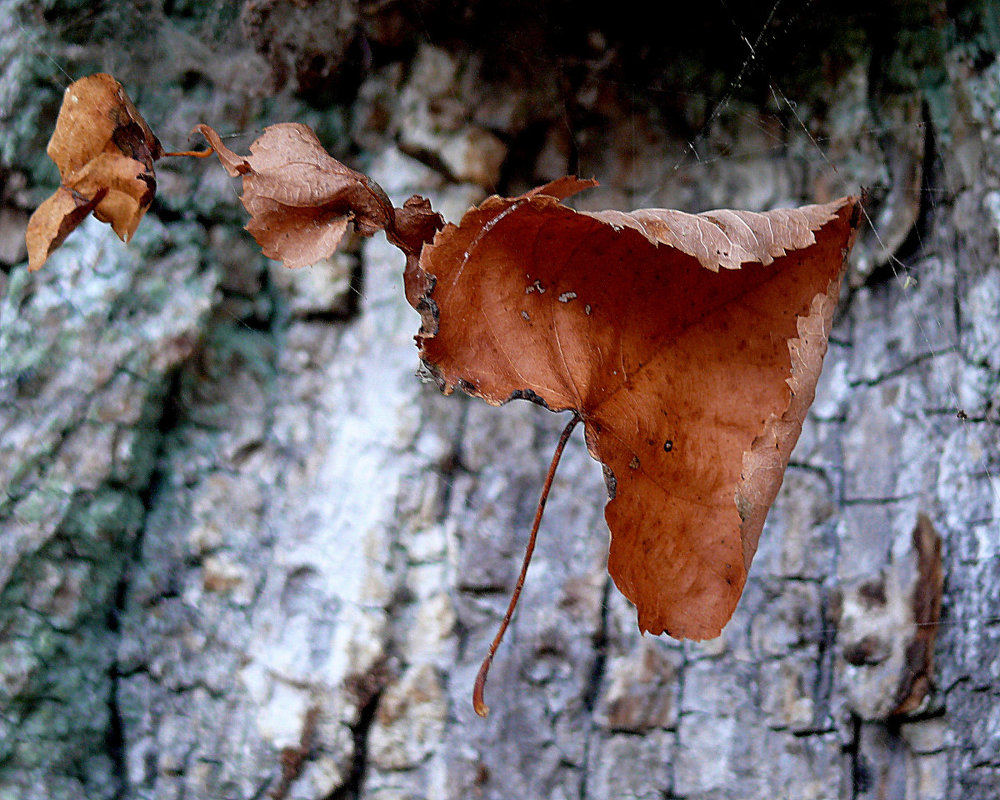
xmin=473 ymin=411 xmax=582 ymax=717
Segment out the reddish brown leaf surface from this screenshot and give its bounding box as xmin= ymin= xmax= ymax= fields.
xmin=26 ymin=73 xmax=163 ymax=271
xmin=408 ymin=181 xmax=861 ymax=640
xmin=195 ymin=123 xmax=398 ymax=269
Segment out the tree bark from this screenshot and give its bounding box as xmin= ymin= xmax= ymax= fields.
xmin=2 ymin=2 xmax=999 ymax=799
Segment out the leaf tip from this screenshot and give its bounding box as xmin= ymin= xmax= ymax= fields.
xmin=472 ymin=659 xmax=491 ymax=718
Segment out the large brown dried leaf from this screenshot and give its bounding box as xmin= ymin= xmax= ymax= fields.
xmin=195 ymin=123 xmax=396 ymax=269
xmin=408 ymin=181 xmax=861 ymax=639
xmin=26 ymin=73 xmax=162 ymax=271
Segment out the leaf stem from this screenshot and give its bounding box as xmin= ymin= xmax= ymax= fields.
xmin=161 ymin=147 xmax=215 ymax=159
xmin=473 ymin=412 xmax=582 ymax=717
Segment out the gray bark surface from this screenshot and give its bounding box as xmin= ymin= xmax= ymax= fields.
xmin=1 ymin=3 xmax=999 ymax=799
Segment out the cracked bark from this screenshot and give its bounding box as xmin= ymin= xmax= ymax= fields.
xmin=2 ymin=2 xmax=1000 ymax=800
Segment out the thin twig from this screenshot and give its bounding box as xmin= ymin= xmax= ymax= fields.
xmin=473 ymin=412 xmax=582 ymax=717
xmin=161 ymin=147 xmax=215 ymax=159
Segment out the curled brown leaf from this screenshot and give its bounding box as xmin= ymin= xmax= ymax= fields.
xmin=407 ymin=180 xmax=862 ymax=640
xmin=26 ymin=73 xmax=163 ymax=271
xmin=194 ymin=123 xmax=403 ymax=269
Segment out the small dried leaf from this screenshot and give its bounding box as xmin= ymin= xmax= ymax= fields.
xmin=195 ymin=123 xmax=396 ymax=269
xmin=408 ymin=180 xmax=861 ymax=639
xmin=63 ymin=152 xmax=156 ymax=241
xmin=26 ymin=73 xmax=163 ymax=270
xmin=24 ymin=187 xmax=107 ymax=268
xmin=393 ymin=195 xmax=447 ymax=309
